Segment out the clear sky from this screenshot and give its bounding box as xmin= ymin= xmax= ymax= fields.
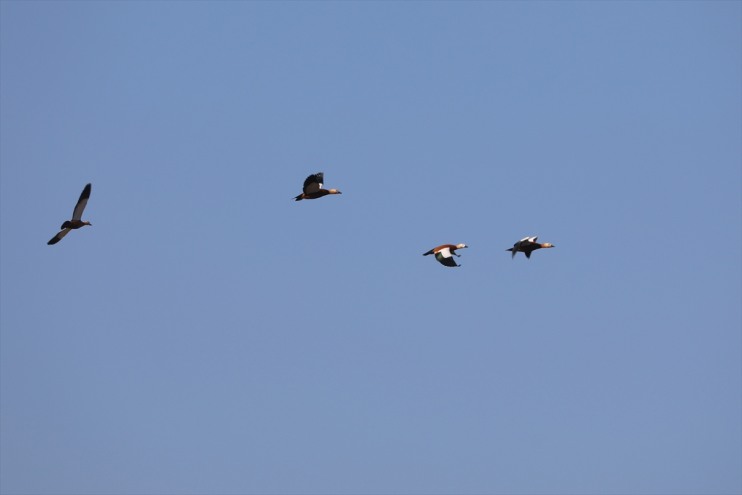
xmin=1 ymin=1 xmax=740 ymax=494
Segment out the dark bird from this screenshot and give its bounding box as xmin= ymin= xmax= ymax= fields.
xmin=47 ymin=183 xmax=92 ymax=245
xmin=507 ymin=236 xmax=554 ymax=259
xmin=294 ymin=172 xmax=342 ymax=201
xmin=423 ymin=243 xmax=468 ymax=267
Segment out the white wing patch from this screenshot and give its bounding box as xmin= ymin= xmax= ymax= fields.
xmin=72 ymin=184 xmax=91 ymax=220
xmin=72 ymin=197 xmax=88 ymax=221
xmin=48 ymin=228 xmax=71 ymax=245
xmin=438 ymin=247 xmax=452 ymax=258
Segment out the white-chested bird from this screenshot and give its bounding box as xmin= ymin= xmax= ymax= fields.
xmin=294 ymin=172 xmax=342 ymax=201
xmin=506 ymin=236 xmax=554 ymax=259
xmin=423 ymin=243 xmax=468 ymax=267
xmin=47 ymin=183 xmax=92 ymax=245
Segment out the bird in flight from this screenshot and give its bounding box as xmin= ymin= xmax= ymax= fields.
xmin=506 ymin=236 xmax=554 ymax=259
xmin=47 ymin=183 xmax=92 ymax=245
xmin=294 ymin=172 xmax=342 ymax=201
xmin=423 ymin=243 xmax=468 ymax=267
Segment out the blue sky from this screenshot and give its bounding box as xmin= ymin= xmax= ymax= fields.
xmin=1 ymin=1 xmax=740 ymax=494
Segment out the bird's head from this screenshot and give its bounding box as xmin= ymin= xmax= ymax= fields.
xmin=328 ymin=189 xmax=342 ymax=195
xmin=455 ymin=243 xmax=468 ymax=249
xmin=542 ymin=243 xmax=554 ymax=248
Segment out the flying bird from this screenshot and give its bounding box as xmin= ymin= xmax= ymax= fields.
xmin=294 ymin=172 xmax=342 ymax=201
xmin=507 ymin=236 xmax=554 ymax=259
xmin=47 ymin=183 xmax=92 ymax=245
xmin=423 ymin=243 xmax=468 ymax=267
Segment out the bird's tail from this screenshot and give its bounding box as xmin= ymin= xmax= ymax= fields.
xmin=507 ymin=248 xmax=516 ymax=259
xmin=293 ymin=194 xmax=303 ymax=201
xmin=422 ymin=249 xmax=434 ymax=256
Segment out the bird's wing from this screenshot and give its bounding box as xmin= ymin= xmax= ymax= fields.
xmin=437 ymin=247 xmax=453 ymax=258
xmin=72 ymin=183 xmax=92 ymax=220
xmin=527 ymin=236 xmax=538 ymax=243
xmin=303 ymin=173 xmax=323 ymax=194
xmin=435 ymin=251 xmax=460 ymax=267
xmin=48 ymin=228 xmax=71 ymax=245
xmin=525 ymin=251 xmax=532 ymax=259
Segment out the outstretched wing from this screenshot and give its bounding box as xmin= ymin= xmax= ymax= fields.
xmin=48 ymin=228 xmax=71 ymax=245
xmin=72 ymin=183 xmax=92 ymax=220
xmin=435 ymin=248 xmax=460 ymax=267
xmin=302 ymin=173 xmax=324 ymax=194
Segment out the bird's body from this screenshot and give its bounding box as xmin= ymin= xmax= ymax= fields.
xmin=507 ymin=236 xmax=554 ymax=259
xmin=48 ymin=183 xmax=92 ymax=245
xmin=423 ymin=243 xmax=468 ymax=267
xmin=294 ymin=172 xmax=342 ymax=201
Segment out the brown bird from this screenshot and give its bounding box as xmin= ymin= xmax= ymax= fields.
xmin=423 ymin=243 xmax=468 ymax=267
xmin=507 ymin=236 xmax=554 ymax=259
xmin=47 ymin=183 xmax=92 ymax=245
xmin=294 ymin=172 xmax=342 ymax=201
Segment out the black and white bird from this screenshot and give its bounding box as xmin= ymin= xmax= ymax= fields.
xmin=47 ymin=183 xmax=92 ymax=245
xmin=423 ymin=243 xmax=468 ymax=267
xmin=506 ymin=236 xmax=554 ymax=259
xmin=294 ymin=172 xmax=342 ymax=201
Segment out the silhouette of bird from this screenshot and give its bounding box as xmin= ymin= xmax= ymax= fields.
xmin=507 ymin=236 xmax=554 ymax=259
xmin=47 ymin=183 xmax=92 ymax=245
xmin=423 ymin=243 xmax=468 ymax=267
xmin=294 ymin=172 xmax=342 ymax=201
